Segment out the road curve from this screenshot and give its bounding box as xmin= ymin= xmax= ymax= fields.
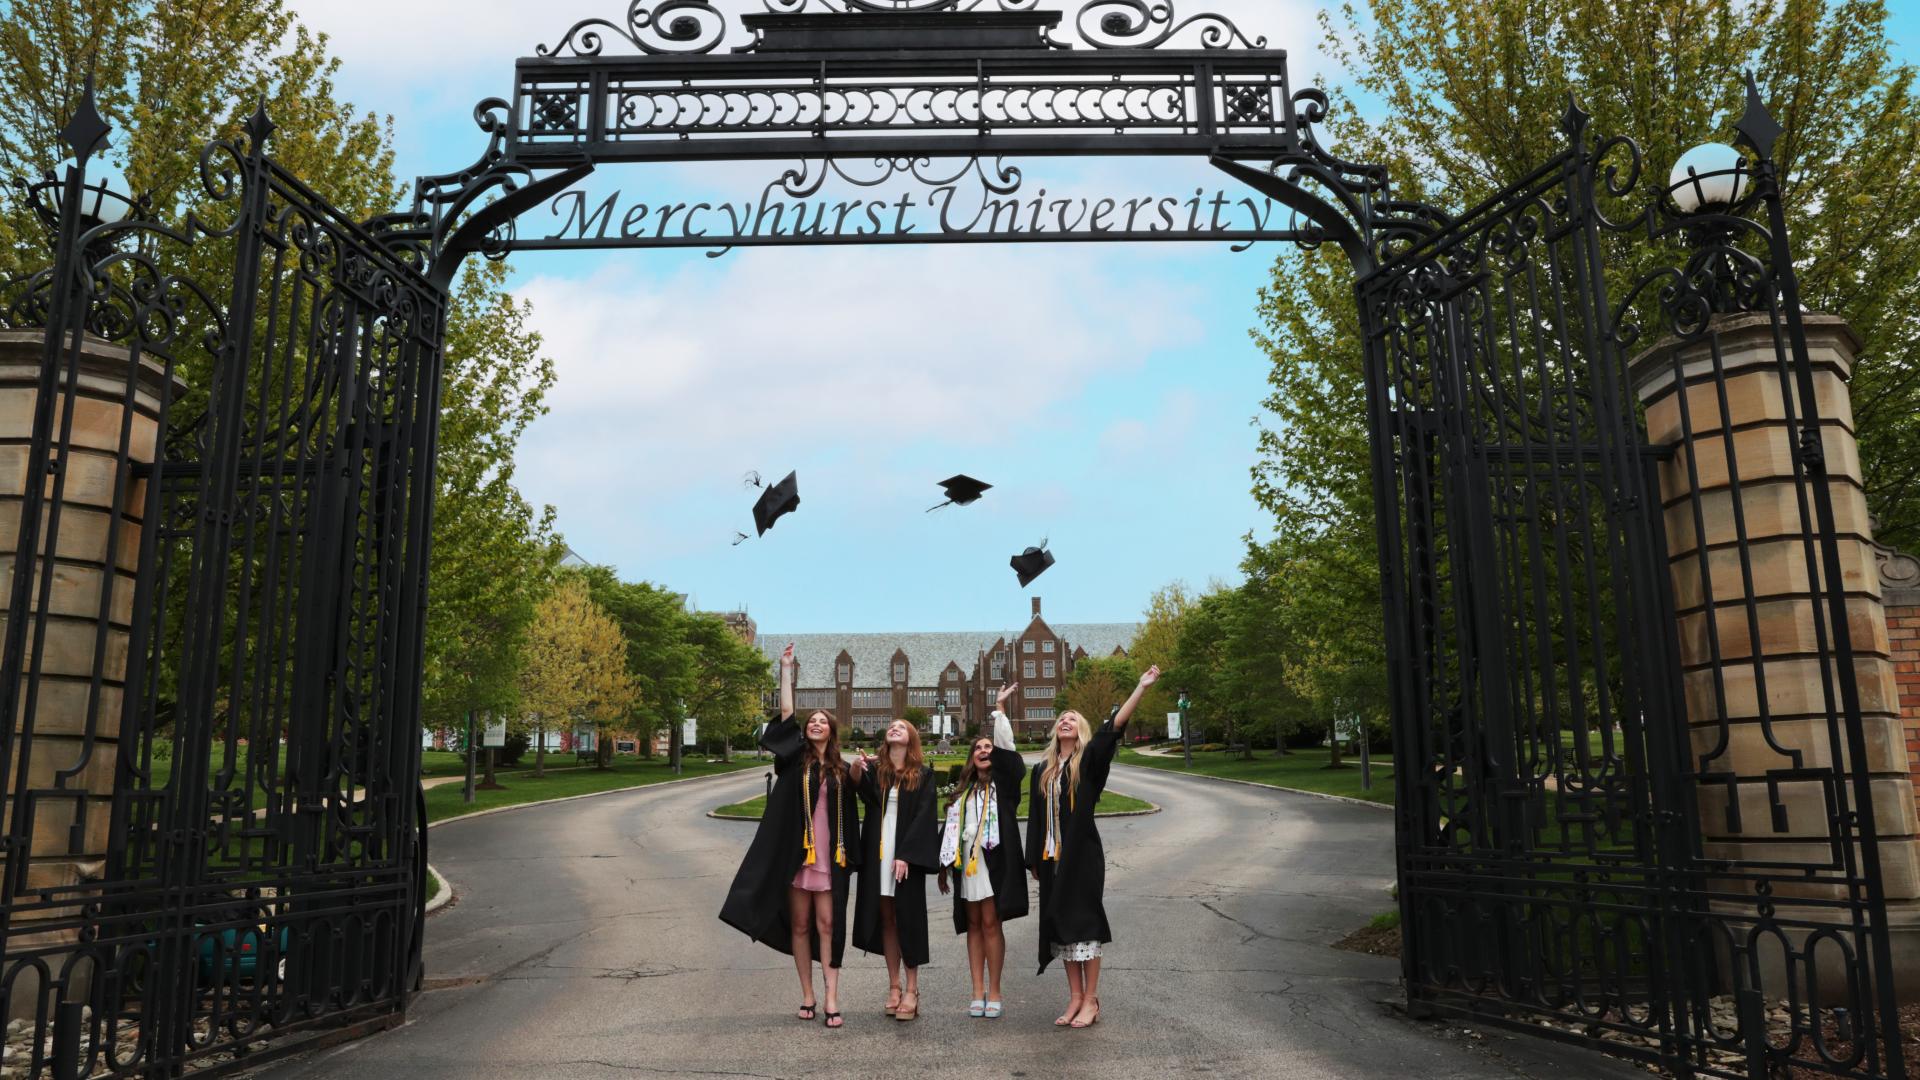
xmin=252 ymin=764 xmax=1646 ymax=1080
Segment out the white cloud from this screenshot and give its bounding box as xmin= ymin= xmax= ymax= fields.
xmin=511 ymin=243 xmax=1203 ymax=542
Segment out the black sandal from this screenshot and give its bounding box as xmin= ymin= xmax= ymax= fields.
xmin=797 ymin=1003 xmax=817 ymax=1021
xmin=823 ymin=1010 xmax=844 ymax=1029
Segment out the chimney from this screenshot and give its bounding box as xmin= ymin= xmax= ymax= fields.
xmin=1031 ymin=596 xmax=1042 ymax=618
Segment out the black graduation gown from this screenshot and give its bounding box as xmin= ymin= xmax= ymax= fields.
xmin=718 ymin=716 xmax=862 ymax=967
xmin=1026 ymin=719 xmax=1120 ymax=974
xmin=850 ymin=765 xmax=939 ymax=968
xmin=947 ymin=744 xmax=1029 ymax=936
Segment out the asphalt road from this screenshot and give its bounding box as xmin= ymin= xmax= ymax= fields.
xmin=251 ymin=764 xmax=1648 ymax=1080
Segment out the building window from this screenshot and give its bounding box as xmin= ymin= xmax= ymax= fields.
xmin=908 ymin=689 xmax=938 ymax=707
xmin=1029 ymin=708 xmax=1055 ymax=721
xmin=1023 ymin=660 xmax=1036 ymax=678
xmin=837 ymin=663 xmax=851 ymax=684
xmin=990 ymin=659 xmax=1004 ymax=681
xmin=1042 ymin=640 xmax=1055 ymax=653
xmin=852 ymin=689 xmax=890 ymax=709
xmin=1042 ymin=660 xmax=1056 ymax=678
xmin=893 ymin=662 xmax=906 ymax=682
xmin=1022 ymin=640 xmax=1035 ymax=653
xmin=798 ymin=690 xmax=835 ymax=709
xmin=947 ymin=670 xmax=959 ymax=681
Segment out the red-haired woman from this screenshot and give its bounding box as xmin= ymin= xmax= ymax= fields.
xmin=719 ymin=644 xmax=862 ymax=1028
xmin=937 ymin=682 xmax=1027 ymax=1020
xmin=848 ymin=718 xmax=938 ymax=1021
xmin=1028 ymin=664 xmax=1159 ymax=1028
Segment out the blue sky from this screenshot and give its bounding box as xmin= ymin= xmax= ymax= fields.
xmin=295 ymin=0 xmax=1919 ymax=634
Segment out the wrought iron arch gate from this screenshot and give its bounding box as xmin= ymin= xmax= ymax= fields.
xmin=0 ymin=3 xmax=1902 ymax=1078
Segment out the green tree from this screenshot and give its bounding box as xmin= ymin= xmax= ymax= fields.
xmin=1127 ymin=582 xmax=1199 ymax=731
xmin=518 ymin=577 xmax=640 ymax=778
xmin=576 ymin=566 xmax=696 ymax=762
xmin=1056 ymin=655 xmax=1139 ymax=734
xmin=681 ymin=614 xmax=774 ymax=763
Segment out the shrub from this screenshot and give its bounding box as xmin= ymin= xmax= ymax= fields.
xmin=494 ymin=732 xmax=531 ymax=767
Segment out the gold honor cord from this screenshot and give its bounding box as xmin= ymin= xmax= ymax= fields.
xmin=953 ymin=782 xmax=990 ymax=877
xmin=799 ymin=760 xmax=848 ymax=869
xmin=1043 ymin=757 xmax=1078 ymax=863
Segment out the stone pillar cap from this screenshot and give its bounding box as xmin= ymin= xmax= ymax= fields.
xmin=0 ymin=328 xmax=190 ymax=399
xmin=1626 ymin=311 xmax=1861 ymax=404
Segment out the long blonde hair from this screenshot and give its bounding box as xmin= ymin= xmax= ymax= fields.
xmin=1039 ymin=710 xmax=1094 ymax=800
xmin=876 ymin=719 xmax=926 ymax=792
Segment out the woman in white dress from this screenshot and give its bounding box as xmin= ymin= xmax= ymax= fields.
xmin=849 ymin=719 xmax=937 ymax=1021
xmin=937 ymin=683 xmax=1028 ymax=1019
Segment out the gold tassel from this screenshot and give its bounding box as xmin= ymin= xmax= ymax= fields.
xmin=966 ymin=855 xmax=979 ymax=876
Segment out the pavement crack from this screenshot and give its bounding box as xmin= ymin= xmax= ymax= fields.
xmin=1196 ymin=899 xmax=1279 ymax=945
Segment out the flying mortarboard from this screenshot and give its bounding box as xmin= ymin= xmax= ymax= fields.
xmin=733 ymin=470 xmax=800 ymax=544
xmin=1010 ymin=541 xmax=1055 ymax=588
xmin=927 ymin=474 xmax=992 ymax=513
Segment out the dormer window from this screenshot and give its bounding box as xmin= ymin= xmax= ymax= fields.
xmin=837 ymin=663 xmax=851 ymax=684
xmin=893 ymin=662 xmax=906 ymax=682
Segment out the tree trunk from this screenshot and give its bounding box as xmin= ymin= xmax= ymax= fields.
xmin=1327 ymin=720 xmax=1344 ymax=768
xmin=535 ymin=717 xmax=547 ymax=778
xmin=596 ymin=732 xmax=614 ymax=769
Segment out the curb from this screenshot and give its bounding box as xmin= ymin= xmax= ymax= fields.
xmin=423 ymin=864 xmax=453 ymax=915
xmin=428 ymin=767 xmax=758 ymax=831
xmin=1114 ymin=761 xmax=1394 ymax=810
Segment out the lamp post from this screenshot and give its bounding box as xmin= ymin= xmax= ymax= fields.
xmin=1178 ymin=689 xmax=1192 ymax=769
xmin=933 ymin=690 xmax=949 ymax=751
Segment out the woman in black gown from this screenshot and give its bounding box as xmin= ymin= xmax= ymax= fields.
xmin=848 ymin=719 xmax=938 ymax=1021
xmin=937 ymin=681 xmax=1027 ymax=1019
xmin=1026 ymin=663 xmax=1159 ymax=1029
xmin=718 ymin=643 xmax=862 ymax=1027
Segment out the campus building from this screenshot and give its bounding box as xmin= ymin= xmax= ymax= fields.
xmin=757 ymin=598 xmax=1138 ymax=740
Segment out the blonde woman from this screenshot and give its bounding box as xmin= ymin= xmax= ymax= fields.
xmin=719 ymin=644 xmax=862 ymax=1028
xmin=936 ymin=682 xmax=1027 ymax=1019
xmin=1026 ymin=664 xmax=1159 ymax=1028
xmin=848 ymin=719 xmax=938 ymax=1021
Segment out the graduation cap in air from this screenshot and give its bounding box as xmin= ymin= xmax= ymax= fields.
xmin=733 ymin=470 xmax=801 ymax=545
xmin=1009 ymin=541 xmax=1055 ymax=588
xmin=927 ymin=475 xmax=992 ymax=513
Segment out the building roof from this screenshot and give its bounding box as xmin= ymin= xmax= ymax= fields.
xmin=760 ymin=622 xmax=1140 ymax=689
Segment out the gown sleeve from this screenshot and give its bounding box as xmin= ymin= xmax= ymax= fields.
xmin=897 ymin=768 xmax=942 ymax=871
xmin=1083 ymin=718 xmax=1121 ymax=797
xmin=854 ymin=767 xmax=879 ymax=807
xmin=989 ymin=709 xmax=1024 ymax=788
xmin=1024 ymin=763 xmax=1044 ymax=873
xmin=762 ymin=715 xmax=805 ymax=775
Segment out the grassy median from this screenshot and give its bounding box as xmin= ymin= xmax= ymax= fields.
xmin=1115 ymin=746 xmax=1394 ymax=804
xmin=426 ymin=757 xmax=763 ymax=823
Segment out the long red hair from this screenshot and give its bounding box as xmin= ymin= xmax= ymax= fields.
xmin=875 ymin=719 xmax=925 ymax=792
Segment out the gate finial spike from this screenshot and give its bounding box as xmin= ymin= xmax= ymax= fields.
xmin=59 ymin=71 xmax=111 ymax=166
xmin=1558 ymin=93 xmax=1591 ymax=140
xmin=1733 ymin=71 xmax=1782 ymax=162
xmin=244 ymin=99 xmax=278 ymax=152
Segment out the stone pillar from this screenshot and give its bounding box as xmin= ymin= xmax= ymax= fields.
xmin=1631 ymin=312 xmax=1920 ymax=999
xmin=0 ymin=330 xmax=177 ymax=1016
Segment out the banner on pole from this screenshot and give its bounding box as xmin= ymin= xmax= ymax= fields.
xmin=482 ymin=717 xmax=507 ymax=748
xmin=683 ymin=718 xmax=698 ymax=746
xmin=1166 ymin=712 xmax=1182 ymax=741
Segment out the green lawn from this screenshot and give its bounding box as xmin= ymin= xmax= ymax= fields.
xmin=425 ymin=757 xmax=762 ymax=823
xmin=714 ymin=787 xmax=1155 ymax=820
xmin=1116 ymin=746 xmax=1395 ymax=804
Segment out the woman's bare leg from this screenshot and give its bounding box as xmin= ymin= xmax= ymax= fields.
xmin=1057 ymin=958 xmax=1085 ymax=1025
xmin=1073 ymin=955 xmax=1103 ymax=1025
xmin=964 ymin=902 xmax=988 ymax=1000
xmin=979 ymin=902 xmax=1005 ymax=1001
xmin=879 ymin=898 xmax=902 ymax=1008
xmin=787 ymin=888 xmax=816 ymax=1015
xmin=812 ymin=891 xmax=842 ymax=1024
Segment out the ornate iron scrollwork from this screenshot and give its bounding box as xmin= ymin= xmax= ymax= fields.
xmin=538 ymin=0 xmax=729 ymax=57
xmin=1061 ymin=0 xmax=1266 ymax=50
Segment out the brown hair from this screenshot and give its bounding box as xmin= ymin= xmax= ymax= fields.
xmin=875 ymin=719 xmax=926 ymax=792
xmin=948 ymin=734 xmax=997 ymax=813
xmin=804 ymin=710 xmax=849 ymax=783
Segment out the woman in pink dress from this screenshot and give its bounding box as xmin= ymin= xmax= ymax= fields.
xmin=719 ymin=644 xmax=862 ymax=1027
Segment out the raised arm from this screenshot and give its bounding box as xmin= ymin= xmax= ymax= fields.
xmin=989 ymin=683 xmax=1022 ymax=781
xmin=778 ymin=642 xmax=795 ymax=721
xmin=1111 ymin=664 xmax=1160 ymax=735
xmin=991 ymin=682 xmax=1019 ymax=751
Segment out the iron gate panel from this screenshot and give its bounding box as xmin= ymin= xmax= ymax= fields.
xmin=0 ymin=106 xmax=440 ymax=1077
xmin=1361 ymin=104 xmax=1906 ymax=1079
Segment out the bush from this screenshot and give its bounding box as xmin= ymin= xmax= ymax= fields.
xmin=946 ymin=763 xmax=964 ymax=789
xmin=494 ymin=732 xmax=531 ymax=768
xmin=150 ymin=740 xmax=173 ymax=761
xmin=1283 ymin=728 xmax=1325 ymax=750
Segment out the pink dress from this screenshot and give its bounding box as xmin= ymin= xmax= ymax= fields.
xmin=790 ymin=784 xmax=834 ymax=892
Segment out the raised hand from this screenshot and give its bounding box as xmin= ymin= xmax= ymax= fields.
xmin=996 ymin=682 xmax=1019 ymax=708
xmin=780 ymin=643 xmax=795 ymax=670
xmin=1138 ymin=664 xmax=1160 ymax=688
